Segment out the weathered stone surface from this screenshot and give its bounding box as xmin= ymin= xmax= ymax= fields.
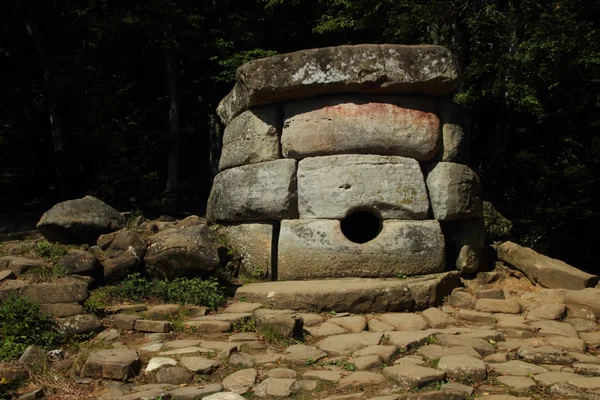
xmin=378 ymin=313 xmax=429 ymax=331
xmin=36 ymin=196 xmax=125 ymax=244
xmin=441 ymin=219 xmax=485 ymax=274
xmin=134 ymin=320 xmax=172 ymax=333
xmin=57 ymin=250 xmax=102 ymax=276
xmin=435 ymin=100 xmax=468 ymax=163
xmin=329 ymin=316 xmax=367 ymax=333
xmin=217 ymin=44 xmax=459 ymax=124
xmin=207 ymin=159 xmax=298 ymax=223
xmin=145 ymin=224 xmax=220 ymax=280
xmin=491 ymin=360 xmax=549 ymax=376
xmin=278 ymin=219 xmax=445 ymax=279
xmin=0 ymin=270 xmax=15 ymax=281
xmin=518 ymin=345 xmax=572 ymax=365
xmin=216 ymin=223 xmax=272 ymax=278
xmin=84 ymin=349 xmax=141 ymax=380
xmin=424 ymin=162 xmax=483 ymax=221
xmin=437 ymin=355 xmax=487 ymax=382
xmin=417 ymin=345 xmax=481 ymax=360
xmin=18 ymin=345 xmax=46 ymax=366
xmin=39 ymin=302 xmax=86 ymax=317
xmin=447 ymin=290 xmax=476 ymax=309
xmin=476 ymin=299 xmax=521 ymax=314
xmin=338 ymin=371 xmax=386 ymax=388
xmin=204 ymin=393 xmax=246 ymax=400
xmin=353 ymin=345 xmax=398 ymax=363
xmin=316 ymin=332 xmax=382 ymax=355
xmin=253 ymin=309 xmax=303 ymax=338
xmin=421 ymin=307 xmax=455 ymax=328
xmin=497 ymin=376 xmax=536 ymax=392
xmin=297 ymin=155 xmax=430 ymax=220
xmin=531 ymin=320 xmax=579 ymax=338
xmin=526 ymin=304 xmax=566 ymax=321
xmin=302 ymin=370 xmax=343 ymax=382
xmin=436 ymin=334 xmax=494 ymax=357
xmin=254 ymin=377 xmax=299 ymax=397
xmin=155 ymin=366 xmax=193 ymax=384
xmin=267 ymin=368 xmax=297 ymax=379
xmin=534 ymin=372 xmax=581 ymax=387
xmin=146 ymin=357 xmax=177 ymax=372
xmin=219 ymin=106 xmax=280 ymax=171
xmin=102 ymin=230 xmax=147 ymax=283
xmin=564 ymin=289 xmax=600 ymax=316
xmin=235 ymin=272 xmax=461 ymax=313
xmin=56 ymin=314 xmax=103 ymax=335
xmin=281 ymin=345 xmax=327 ymax=364
xmin=382 ymin=364 xmax=445 ymax=387
xmin=497 ymin=241 xmax=598 ymax=290
xmin=168 ymin=384 xmax=223 ymax=400
xmin=283 ymin=96 xmax=440 ymax=161
xmin=21 ymin=278 xmax=88 ymax=304
xmin=0 ymin=257 xmax=50 ymax=277
xmin=222 ymin=368 xmax=257 ymax=394
xmin=386 ymin=331 xmax=434 ymax=349
xmin=180 ymin=357 xmax=220 ymax=373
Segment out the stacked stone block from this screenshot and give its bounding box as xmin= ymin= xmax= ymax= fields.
xmin=208 ymin=44 xmax=484 ymax=279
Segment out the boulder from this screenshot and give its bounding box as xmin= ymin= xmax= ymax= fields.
xmin=297 ymin=155 xmax=430 ymax=220
xmin=0 ymin=256 xmax=50 ymax=277
xmin=435 ymin=100 xmax=469 ymax=163
xmin=145 ymin=224 xmax=220 ymax=280
xmin=57 ymin=250 xmax=102 ymax=276
xmin=277 ymin=219 xmax=445 ymax=279
xmin=219 ymin=106 xmax=280 ymax=171
xmin=497 ymin=241 xmax=598 ymax=290
xmin=217 ymin=44 xmax=459 ymax=124
xmin=36 ymin=196 xmax=125 ymax=244
xmin=424 ymin=162 xmax=483 ymax=220
xmin=206 ymin=159 xmax=298 ymax=223
xmin=102 ymin=230 xmax=147 ymax=282
xmin=20 ymin=278 xmax=88 ymax=304
xmin=282 ymin=95 xmax=440 ymax=161
xmin=441 ymin=219 xmax=485 ymax=274
xmin=56 ymin=314 xmax=103 ymax=335
xmin=215 ymin=223 xmax=273 ymax=278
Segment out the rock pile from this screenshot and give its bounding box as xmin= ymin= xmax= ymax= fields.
xmin=209 ymin=44 xmax=485 ymax=279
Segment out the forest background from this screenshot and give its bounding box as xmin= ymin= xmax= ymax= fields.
xmin=1 ymin=0 xmax=599 ymax=272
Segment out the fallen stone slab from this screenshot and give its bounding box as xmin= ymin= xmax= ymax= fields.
xmin=385 ymin=331 xmax=434 ymax=349
xmin=105 ymin=313 xmax=140 ymax=330
xmin=207 ymin=159 xmax=298 ymax=223
xmin=303 ymin=370 xmax=344 ymax=382
xmin=253 ymin=309 xmax=304 ymax=338
xmin=204 ymin=393 xmax=246 ymax=400
xmin=297 ymin=155 xmax=431 ymax=220
xmin=497 ymin=241 xmax=598 ymax=290
xmin=563 ymin=289 xmax=600 ymax=316
xmin=278 ymin=219 xmax=445 ymax=279
xmin=219 ymin=106 xmax=280 ymax=171
xmin=531 ymin=320 xmax=579 ymax=338
xmin=518 ymin=345 xmax=572 ymax=365
xmin=186 ymin=320 xmax=232 ymax=333
xmin=526 ymin=303 xmax=567 ymax=321
xmin=377 ymin=313 xmax=429 ymax=331
xmin=352 ymin=345 xmax=398 ymax=363
xmin=234 ymin=272 xmax=461 ymax=313
xmin=421 ymin=307 xmax=455 ymax=329
xmin=305 ymin=321 xmax=347 ymax=337
xmin=146 ymin=357 xmax=177 ymax=372
xmin=283 ymin=96 xmax=440 ymax=161
xmin=84 ymin=349 xmax=141 ymax=380
xmin=436 ymin=334 xmax=494 ymax=357
xmin=217 ymin=44 xmax=459 ymax=124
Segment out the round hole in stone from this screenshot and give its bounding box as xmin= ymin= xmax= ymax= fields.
xmin=341 ymin=210 xmax=383 ymax=244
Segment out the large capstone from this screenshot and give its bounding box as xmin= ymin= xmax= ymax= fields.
xmin=297 ymin=155 xmax=430 ymax=220
xmin=277 ymin=219 xmax=445 ymax=280
xmin=207 ymin=159 xmax=298 ymax=223
xmin=217 ymin=44 xmax=459 ymax=124
xmin=282 ymin=96 xmax=440 ymax=161
xmin=36 ymin=196 xmax=125 ymax=244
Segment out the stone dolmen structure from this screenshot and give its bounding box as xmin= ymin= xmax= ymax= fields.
xmin=208 ymin=44 xmax=484 ymax=310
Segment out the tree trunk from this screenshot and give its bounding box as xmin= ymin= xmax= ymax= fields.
xmin=166 ymin=49 xmax=180 ymax=192
xmin=26 ymin=18 xmax=71 ymax=197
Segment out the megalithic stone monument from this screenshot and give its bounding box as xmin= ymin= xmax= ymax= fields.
xmin=208 ymin=44 xmax=484 ymax=312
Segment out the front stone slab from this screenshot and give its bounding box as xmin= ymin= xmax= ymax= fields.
xmin=217 ymin=44 xmax=459 ymax=124
xmin=219 ymin=106 xmax=280 ymax=171
xmin=282 ymin=96 xmax=440 ymax=160
xmin=297 ymin=155 xmax=430 ymax=220
xmin=278 ymin=219 xmax=444 ymax=279
xmin=215 ymin=223 xmax=273 ymax=278
xmin=424 ymin=162 xmax=483 ymax=220
xmin=234 ymin=272 xmax=460 ymax=313
xmin=207 ymin=159 xmax=298 ymax=223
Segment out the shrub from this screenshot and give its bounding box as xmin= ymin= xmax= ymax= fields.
xmin=0 ymin=295 xmax=59 ymax=360
xmin=33 ymin=241 xmax=67 ymax=265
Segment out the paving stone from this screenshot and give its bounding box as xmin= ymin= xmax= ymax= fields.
xmin=458 ymin=328 xmax=504 ymax=342
xmin=531 ymin=320 xmax=579 ymax=338
xmin=223 ymin=302 xmax=263 ymax=313
xmin=316 ymin=332 xmax=383 ymax=355
xmin=441 ymin=382 xmax=474 ymax=396
xmin=394 ymin=355 xmax=427 ymax=366
xmin=155 ymin=366 xmax=193 ymax=384
xmin=573 ymin=363 xmax=600 ymax=376
xmin=533 ymin=371 xmax=581 ymax=387
xmin=382 ymin=364 xmax=445 ymax=387
xmin=306 ymin=322 xmax=348 ymax=337
xmin=186 ymin=320 xmax=232 ymax=333
xmin=163 ymin=340 xmax=202 ymax=349
xmin=159 ymin=347 xmax=214 ymax=356
xmin=298 ymin=380 xmax=318 ymax=391
xmin=436 ymin=334 xmax=495 ymax=356
xmin=353 ymin=355 xmax=382 ymax=370
xmin=378 ymin=313 xmax=429 ymax=331
xmin=267 ymin=368 xmax=297 ymax=379
xmin=485 ymin=353 xmax=513 ymax=363
xmin=84 ymin=349 xmax=141 ymax=380
xmin=457 ymin=309 xmax=496 ymax=324
xmin=570 ymin=352 xmax=600 ymax=364
xmin=353 ymin=345 xmax=399 ymax=363
xmin=281 ymin=344 xmax=327 ymax=364
xmin=134 ymin=320 xmax=172 ymax=333
xmin=199 ymin=341 xmax=240 ymax=353
xmin=437 ymin=354 xmax=486 ymax=382
xmin=421 ymin=308 xmax=455 ymax=328
xmin=447 ymin=290 xmax=476 ymax=309
xmin=566 ymin=305 xmax=596 ymax=321
xmin=566 ymin=318 xmax=598 ymax=333
xmin=475 ymin=299 xmax=521 ymax=314
xmin=338 ymin=371 xmax=386 ymax=389
xmin=138 ymin=342 xmax=163 ymax=352
xmin=417 ymin=344 xmax=481 ymax=360
xmin=297 ymin=313 xmax=324 ymax=326
xmin=545 ymin=336 xmax=587 ymax=352
xmin=491 ymin=360 xmax=549 ymax=376
xmin=146 ymin=357 xmax=177 ymax=372
xmin=329 ymin=316 xmax=367 ymax=333
xmin=222 ymin=368 xmax=257 ymax=394
xmin=303 ymin=370 xmax=344 ymax=382
xmin=518 ymin=345 xmax=572 ymax=365
xmin=168 ymin=384 xmax=223 ymax=400
xmin=564 ymin=289 xmax=600 ymax=316
xmin=106 ymin=313 xmax=140 ymax=330
xmin=496 ymin=376 xmax=536 ymax=392
xmin=580 ymin=331 xmax=600 ymax=348
xmin=368 ymin=319 xmax=395 ymax=332
xmin=384 ymin=331 xmax=434 ymax=349
xmin=253 ymin=377 xmax=298 ymax=397
xmin=475 ymin=288 xmax=505 ymax=299
xmin=526 ymin=303 xmax=566 ymax=320
xmin=567 ymin=376 xmax=600 ymax=390
xmin=194 ymin=312 xmax=253 ymax=322
xmin=204 ymin=393 xmax=246 ymax=400
xmin=253 ymin=354 xmax=282 ymax=364
xmin=179 ymin=356 xmax=220 ymax=373
xmin=229 ymin=353 xmax=255 ymax=367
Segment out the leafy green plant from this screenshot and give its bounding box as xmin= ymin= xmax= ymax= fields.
xmin=395 ymin=273 xmax=407 ymax=280
xmin=0 ymin=294 xmax=59 ymax=360
xmin=33 ymin=241 xmax=67 ymax=264
xmin=342 ymin=361 xmax=356 ymax=371
xmin=305 ymin=358 xmax=317 ymax=366
xmin=232 ymin=318 xmax=256 ymax=333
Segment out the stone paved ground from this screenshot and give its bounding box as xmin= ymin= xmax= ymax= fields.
xmin=10 ymin=272 xmax=597 ymax=400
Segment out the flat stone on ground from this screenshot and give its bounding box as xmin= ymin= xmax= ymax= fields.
xmin=146 ymin=357 xmax=177 ymax=372
xmin=185 ymin=320 xmax=232 ymax=333
xmin=437 ymin=355 xmax=487 ymax=382
xmin=281 ymin=345 xmax=327 ymax=364
xmin=353 ymin=345 xmax=399 ymax=362
xmin=533 ymin=372 xmax=581 ymax=387
xmin=382 ymin=364 xmax=445 ymax=387
xmin=222 ymin=368 xmax=257 ymax=394
xmin=531 ymin=320 xmax=579 ymax=338
xmin=417 ymin=344 xmax=481 ymax=360
xmin=457 ymin=310 xmax=496 ymax=325
xmin=436 ymin=334 xmax=495 ymax=356
xmin=253 ymin=377 xmax=298 ymax=398
xmin=180 ymin=357 xmax=220 ymax=373
xmin=303 ymin=371 xmax=343 ymax=382
xmin=134 ymin=320 xmax=172 ymax=333
xmin=316 ymin=332 xmax=383 ymax=355
xmin=496 ymin=376 xmax=536 ymax=392
xmin=526 ymin=304 xmax=566 ymax=320
xmin=84 ymin=349 xmax=141 ymax=380
xmin=491 ymin=360 xmax=549 ymax=376
xmin=329 ymin=316 xmax=367 ymax=333
xmin=421 ymin=308 xmax=454 ymax=328
xmin=475 ymin=299 xmax=521 ymax=314
xmin=338 ymin=371 xmax=386 ymax=389
xmin=377 ymin=313 xmax=429 ymax=331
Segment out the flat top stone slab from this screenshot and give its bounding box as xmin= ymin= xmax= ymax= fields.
xmin=217 ymin=44 xmax=459 ymax=124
